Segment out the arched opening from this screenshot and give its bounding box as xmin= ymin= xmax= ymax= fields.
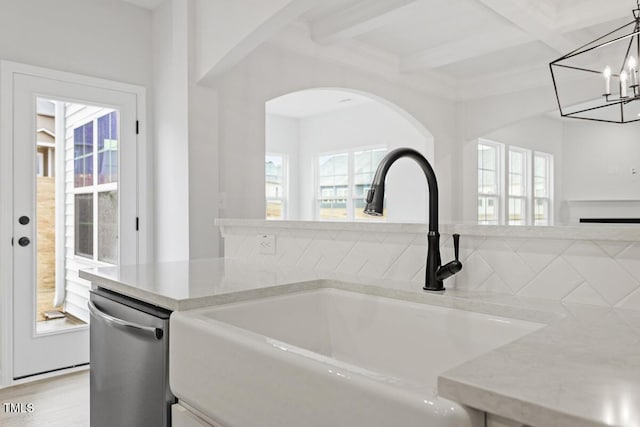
xmin=265 ymin=88 xmax=435 ymax=223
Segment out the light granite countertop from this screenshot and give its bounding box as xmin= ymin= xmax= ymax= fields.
xmin=216 ymin=218 xmax=640 ymax=241
xmin=80 ymin=258 xmax=640 ymax=427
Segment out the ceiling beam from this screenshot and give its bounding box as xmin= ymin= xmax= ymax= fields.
xmin=477 ymin=0 xmax=575 ymax=53
xmin=400 ymin=28 xmax=534 ymax=71
xmin=310 ymin=0 xmax=419 ymax=44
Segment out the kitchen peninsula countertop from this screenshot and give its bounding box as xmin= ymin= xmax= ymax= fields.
xmin=80 ymin=258 xmax=640 ymax=427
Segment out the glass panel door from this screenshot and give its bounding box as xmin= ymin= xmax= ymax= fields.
xmin=12 ymin=71 xmax=138 ymax=379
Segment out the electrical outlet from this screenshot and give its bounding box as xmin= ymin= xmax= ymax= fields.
xmin=257 ymin=234 xmax=276 ymax=255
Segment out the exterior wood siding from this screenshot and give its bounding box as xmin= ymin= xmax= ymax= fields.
xmin=63 ymin=104 xmax=113 ymax=322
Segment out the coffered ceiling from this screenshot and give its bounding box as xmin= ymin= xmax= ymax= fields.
xmin=289 ymin=0 xmax=636 ymax=99
xmin=120 ymin=0 xmax=637 ymax=100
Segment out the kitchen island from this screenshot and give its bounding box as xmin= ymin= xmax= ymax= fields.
xmin=81 ymin=258 xmax=640 ymax=427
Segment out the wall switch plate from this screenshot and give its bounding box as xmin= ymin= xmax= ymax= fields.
xmin=257 ymin=234 xmax=276 ymax=255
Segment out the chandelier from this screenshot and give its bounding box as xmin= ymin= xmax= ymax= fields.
xmin=550 ymin=1 xmax=640 ymax=123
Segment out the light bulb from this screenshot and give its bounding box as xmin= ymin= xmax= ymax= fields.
xmin=603 ymin=66 xmax=612 ymax=95
xmin=621 ymin=71 xmax=629 ymax=97
xmin=629 ymin=57 xmax=638 ymax=87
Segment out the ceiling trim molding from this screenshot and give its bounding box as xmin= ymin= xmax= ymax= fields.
xmin=476 ymin=0 xmax=574 ymax=53
xmin=310 ymin=0 xmax=420 ymax=44
xmin=400 ymin=29 xmax=534 ymax=71
xmin=268 ymin=23 xmax=458 ymax=100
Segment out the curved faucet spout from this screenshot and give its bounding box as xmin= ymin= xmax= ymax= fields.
xmin=364 ymin=148 xmax=438 ymax=232
xmin=363 ymin=147 xmax=461 ymax=292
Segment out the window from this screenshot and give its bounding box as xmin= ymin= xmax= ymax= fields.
xmin=508 ymin=147 xmax=528 ymax=225
xmin=265 ymin=154 xmax=287 ymax=219
xmin=318 ymin=152 xmax=349 ymax=219
xmin=534 ymin=152 xmax=553 ymax=225
xmin=478 ymin=139 xmax=553 ymax=226
xmin=478 ymin=142 xmax=501 ymax=225
xmin=72 ymin=111 xmax=119 ymax=263
xmin=316 ymin=147 xmax=386 ymax=220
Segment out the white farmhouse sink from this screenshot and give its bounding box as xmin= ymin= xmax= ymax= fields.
xmin=170 ymin=288 xmax=543 ymax=427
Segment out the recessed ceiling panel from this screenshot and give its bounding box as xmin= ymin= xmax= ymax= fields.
xmin=436 ymin=41 xmax=558 ymax=79
xmin=354 ymin=0 xmax=526 ymax=56
xmin=563 ymin=16 xmax=634 ymax=49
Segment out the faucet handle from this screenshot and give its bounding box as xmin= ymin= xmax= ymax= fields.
xmin=453 ymin=234 xmax=460 ymax=261
xmin=435 ymin=234 xmax=463 ymax=282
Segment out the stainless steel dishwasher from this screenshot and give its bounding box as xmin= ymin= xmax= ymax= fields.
xmin=89 ymin=288 xmax=175 ymax=427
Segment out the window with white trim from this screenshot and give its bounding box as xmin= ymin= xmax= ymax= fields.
xmin=478 ymin=139 xmax=553 ymax=226
xmin=478 ymin=141 xmax=501 ymax=225
xmin=316 ymin=147 xmax=387 ymax=220
xmin=72 ymin=110 xmax=119 ymax=263
xmin=533 ymin=152 xmax=553 ymax=225
xmin=508 ymin=147 xmax=528 ymax=225
xmin=265 ymin=154 xmax=287 ymax=220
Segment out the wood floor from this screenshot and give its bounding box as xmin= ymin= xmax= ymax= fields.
xmin=0 ymin=370 xmax=89 ymax=426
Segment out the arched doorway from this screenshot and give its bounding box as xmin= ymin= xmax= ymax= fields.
xmin=265 ymin=88 xmax=434 ymax=222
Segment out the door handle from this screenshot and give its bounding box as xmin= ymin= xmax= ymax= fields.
xmin=18 ymin=237 xmax=30 ymax=247
xmin=88 ymin=301 xmax=163 ymax=340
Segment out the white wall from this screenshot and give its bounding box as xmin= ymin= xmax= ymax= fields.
xmin=461 ymin=85 xmax=559 ymax=141
xmin=563 ymin=120 xmax=640 ymax=201
xmin=194 ymin=0 xmax=316 ymax=84
xmin=188 ymin=83 xmax=221 ymax=258
xmin=152 ymin=0 xmax=190 ymax=261
xmin=152 ymin=0 xmax=222 ymax=261
xmin=215 ymin=43 xmax=459 ymax=227
xmin=0 ymin=0 xmax=151 ymax=86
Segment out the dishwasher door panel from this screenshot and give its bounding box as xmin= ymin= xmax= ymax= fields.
xmin=90 ymin=291 xmax=173 ymax=427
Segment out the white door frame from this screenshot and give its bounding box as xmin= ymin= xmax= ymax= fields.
xmin=0 ymin=60 xmax=150 ymax=387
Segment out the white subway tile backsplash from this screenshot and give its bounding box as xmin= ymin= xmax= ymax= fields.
xmin=594 ymin=240 xmax=631 ymax=258
xmin=454 ymin=252 xmax=493 ymax=290
xmin=383 ymin=245 xmax=425 ymax=282
xmin=518 ymin=258 xmax=583 ymax=300
xmin=564 ymin=242 xmax=639 ymax=306
xmin=477 ymin=239 xmax=536 ymax=293
xmin=615 ymin=287 xmax=640 ymax=310
xmin=219 ymin=224 xmax=640 ymax=310
xmin=562 ymin=283 xmax=608 ymax=307
xmin=616 ymin=243 xmax=640 ymax=282
xmin=516 ymin=239 xmax=572 ymax=273
xmin=476 ymin=273 xmax=513 ymax=295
